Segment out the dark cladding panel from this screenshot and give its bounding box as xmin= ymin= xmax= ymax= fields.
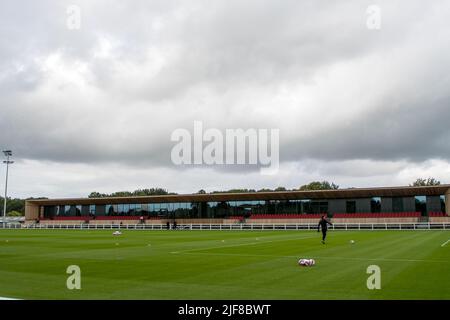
xmin=426 ymin=196 xmax=441 ymax=213
xmin=81 ymin=205 xmax=90 ymax=216
xmin=356 ymin=198 xmax=371 ymax=213
xmin=43 ymin=206 xmax=55 ymax=218
xmin=328 ymin=199 xmax=346 ymax=214
xmin=403 ymin=197 xmax=415 ymax=212
xmin=381 ymin=197 xmax=392 ymax=212
xmin=96 ymin=205 xmax=105 ymax=215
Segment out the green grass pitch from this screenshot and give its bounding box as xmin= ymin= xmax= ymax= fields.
xmin=0 ymin=229 xmax=449 ymax=299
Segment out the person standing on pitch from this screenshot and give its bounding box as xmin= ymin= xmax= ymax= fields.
xmin=318 ymin=215 xmax=333 ymax=244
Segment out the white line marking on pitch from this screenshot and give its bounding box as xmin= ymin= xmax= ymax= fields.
xmin=311 ymin=256 xmax=449 ymax=263
xmin=441 ymin=239 xmax=450 ymax=247
xmin=174 ymin=252 xmax=450 ymax=264
xmin=0 ymin=296 xmax=20 ymax=300
xmin=171 ymin=235 xmax=316 ymax=254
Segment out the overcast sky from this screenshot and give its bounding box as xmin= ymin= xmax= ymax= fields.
xmin=1 ymin=0 xmax=450 ymax=198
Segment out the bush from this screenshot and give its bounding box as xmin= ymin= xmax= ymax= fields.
xmin=7 ymin=210 xmax=23 ymax=217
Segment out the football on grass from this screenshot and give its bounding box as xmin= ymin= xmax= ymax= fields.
xmin=298 ymin=258 xmax=315 ymax=266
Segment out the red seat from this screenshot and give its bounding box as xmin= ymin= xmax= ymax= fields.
xmin=96 ymin=216 xmax=139 ymax=220
xmin=53 ymin=216 xmax=90 ymax=221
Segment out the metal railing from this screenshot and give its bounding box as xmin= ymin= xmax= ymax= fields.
xmin=1 ymin=222 xmax=449 ymax=230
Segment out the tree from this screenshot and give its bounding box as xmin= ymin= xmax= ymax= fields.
xmin=211 ymin=189 xmax=256 ymax=194
xmin=133 ymin=188 xmax=172 ymax=196
xmin=197 ymin=189 xmax=207 ymax=194
xmin=110 ymin=191 xmax=133 ymax=197
xmin=298 ymin=181 xmax=339 ymax=191
xmin=257 ymin=188 xmax=273 ymax=192
xmin=88 ymin=188 xmax=175 ymax=198
xmin=410 ymin=178 xmax=441 ymax=187
xmin=0 ymin=197 xmax=26 ymax=214
xmin=7 ymin=210 xmax=23 ymax=217
xmin=88 ymin=192 xmax=106 ymax=198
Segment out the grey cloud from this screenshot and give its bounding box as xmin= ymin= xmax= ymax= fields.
xmin=281 ymin=94 xmax=450 ymax=163
xmin=0 ymin=0 xmax=449 ymax=175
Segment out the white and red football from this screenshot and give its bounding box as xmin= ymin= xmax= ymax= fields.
xmin=298 ymin=258 xmax=315 ymax=266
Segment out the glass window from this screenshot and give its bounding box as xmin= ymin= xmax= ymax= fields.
xmin=255 ymin=201 xmax=265 ymax=214
xmin=44 ymin=206 xmax=55 ymax=218
xmin=89 ymin=205 xmax=95 ymax=215
xmin=173 ymin=203 xmax=187 ymax=218
xmin=371 ymin=197 xmax=381 ymax=213
xmin=231 ymin=200 xmax=259 ymax=216
xmin=158 ymin=203 xmax=168 ymax=217
xmin=106 ymin=204 xmax=115 ymax=215
xmin=441 ymin=195 xmax=446 ymax=213
xmin=299 ymin=200 xmax=311 ymax=214
xmin=311 ymin=201 xmax=328 ymax=214
xmin=134 ymin=204 xmax=142 ymax=215
xmin=346 ymin=201 xmax=356 ymax=214
xmin=415 ymin=196 xmax=426 ymax=215
xmin=320 ymin=201 xmax=328 ymax=214
xmin=294 ymin=200 xmax=302 ymax=214
xmin=208 ymin=201 xmax=230 ymax=218
xmin=184 ymin=202 xmax=193 ymax=218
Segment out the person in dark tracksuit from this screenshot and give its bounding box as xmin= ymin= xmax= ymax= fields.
xmin=318 ymin=215 xmax=333 ymax=244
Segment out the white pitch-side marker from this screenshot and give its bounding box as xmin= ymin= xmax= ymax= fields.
xmin=441 ymin=239 xmax=450 ymax=247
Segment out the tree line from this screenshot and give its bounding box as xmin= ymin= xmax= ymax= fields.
xmin=0 ymin=197 xmax=48 ymax=216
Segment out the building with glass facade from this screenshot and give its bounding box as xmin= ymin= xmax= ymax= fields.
xmin=25 ymin=185 xmax=450 ymax=221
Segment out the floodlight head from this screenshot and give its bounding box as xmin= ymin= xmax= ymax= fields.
xmin=2 ymin=150 xmax=12 ymax=156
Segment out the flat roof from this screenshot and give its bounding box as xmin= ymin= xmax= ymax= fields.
xmin=26 ymin=185 xmax=450 ymax=206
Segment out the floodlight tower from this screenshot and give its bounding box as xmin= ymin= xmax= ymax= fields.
xmin=3 ymin=150 xmax=13 ymax=227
